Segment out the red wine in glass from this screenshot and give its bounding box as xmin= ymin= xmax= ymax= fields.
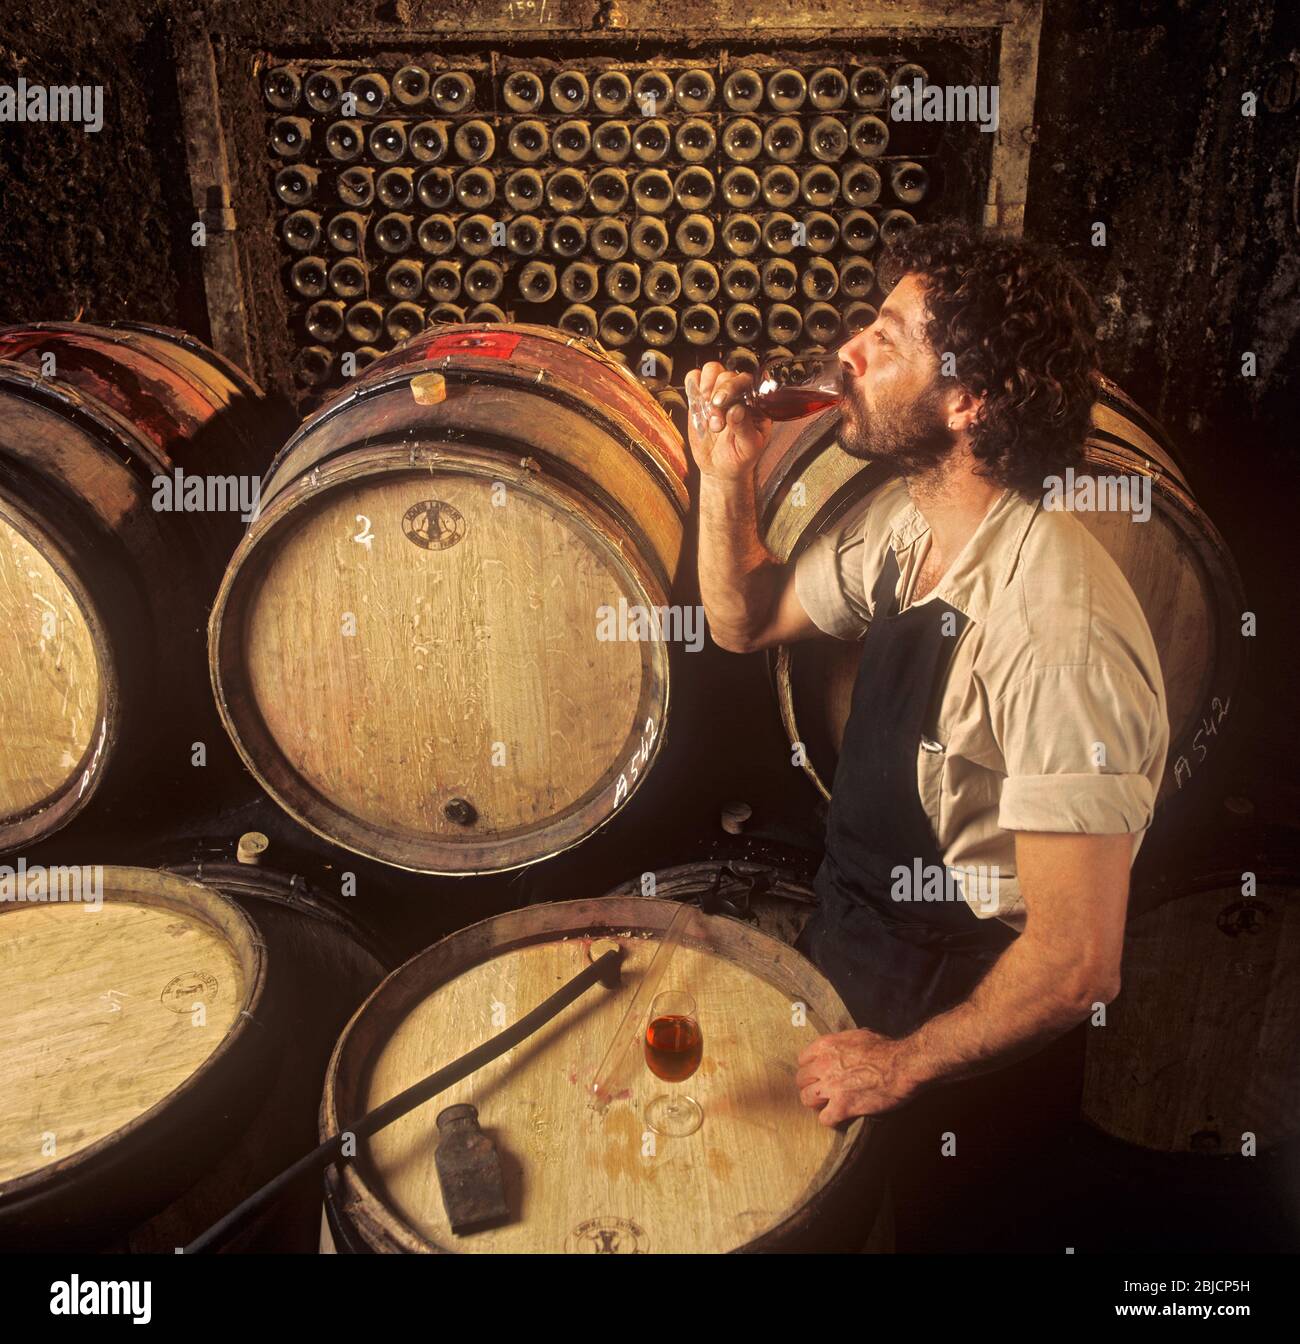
xmin=745 ymin=352 xmax=847 ymax=421
xmin=747 ymin=385 xmax=842 ymax=420
xmin=645 ymin=1013 xmax=704 ymax=1083
xmin=644 ymin=990 xmax=704 ymax=1136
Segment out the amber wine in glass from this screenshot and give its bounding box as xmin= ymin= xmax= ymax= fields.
xmin=644 ymin=989 xmax=704 ymax=1136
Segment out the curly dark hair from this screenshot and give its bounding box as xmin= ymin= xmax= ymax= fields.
xmin=875 ymin=221 xmax=1101 ymax=498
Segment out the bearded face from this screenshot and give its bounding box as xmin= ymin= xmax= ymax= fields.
xmin=837 ymin=364 xmax=954 ymax=476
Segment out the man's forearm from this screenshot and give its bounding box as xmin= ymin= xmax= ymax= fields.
xmin=895 ymin=936 xmax=1110 ymax=1092
xmin=697 ymin=473 xmax=782 ymax=652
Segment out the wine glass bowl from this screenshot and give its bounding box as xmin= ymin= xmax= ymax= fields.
xmin=746 ymin=351 xmax=847 ymax=420
xmin=644 ymin=989 xmax=704 ymax=1136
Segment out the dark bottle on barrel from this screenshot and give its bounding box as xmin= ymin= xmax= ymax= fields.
xmin=434 ymin=1104 xmax=508 ymax=1236
xmin=559 ymin=302 xmax=598 ymax=340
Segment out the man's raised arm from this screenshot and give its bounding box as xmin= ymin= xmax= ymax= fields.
xmin=687 ymin=361 xmax=820 ymax=654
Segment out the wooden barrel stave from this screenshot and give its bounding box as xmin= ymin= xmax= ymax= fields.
xmin=322 ymin=896 xmax=880 ymax=1254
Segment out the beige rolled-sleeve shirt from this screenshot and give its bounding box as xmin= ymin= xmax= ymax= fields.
xmin=794 ymin=478 xmax=1170 ymax=932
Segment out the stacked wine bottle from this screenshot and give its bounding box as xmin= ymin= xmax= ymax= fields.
xmin=264 ymin=56 xmax=944 ymax=417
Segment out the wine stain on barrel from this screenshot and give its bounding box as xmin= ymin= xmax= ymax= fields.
xmin=598 ymin=1103 xmax=658 ymax=1184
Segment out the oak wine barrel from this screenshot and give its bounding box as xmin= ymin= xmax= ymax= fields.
xmin=0 ymin=862 xmax=386 ymax=1251
xmin=600 ymin=858 xmax=818 ymax=949
xmin=0 ymin=322 xmax=284 ymax=851
xmin=210 ymin=322 xmax=689 ymax=874
xmin=1082 ymin=864 xmax=1300 ymax=1155
xmin=757 ymin=375 xmax=1245 ymax=804
xmin=321 ymin=895 xmax=880 ymax=1253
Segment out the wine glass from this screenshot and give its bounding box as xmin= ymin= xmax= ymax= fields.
xmin=747 ymin=351 xmax=847 ymax=421
xmin=644 ymin=989 xmax=704 ymax=1137
xmin=688 ymin=351 xmax=846 ymax=440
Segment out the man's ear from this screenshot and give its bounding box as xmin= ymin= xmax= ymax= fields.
xmin=947 ymin=386 xmax=983 ymax=431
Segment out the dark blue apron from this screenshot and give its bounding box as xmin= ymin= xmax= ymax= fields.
xmin=794 ymin=546 xmax=1086 ymax=1250
xmin=795 ymin=549 xmax=1015 ymax=1036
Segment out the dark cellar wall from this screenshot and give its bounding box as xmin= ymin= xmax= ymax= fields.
xmin=1 ymin=1 xmax=1295 ymax=434
xmin=0 ymin=0 xmax=1296 ymax=894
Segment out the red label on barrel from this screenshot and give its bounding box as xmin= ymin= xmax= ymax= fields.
xmin=425 ymin=331 xmax=522 ymax=360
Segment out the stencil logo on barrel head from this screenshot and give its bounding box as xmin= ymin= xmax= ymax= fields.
xmin=402 ymin=499 xmax=466 ymax=550
xmin=160 ymin=971 xmax=219 ymax=1013
xmin=565 ymin=1216 xmax=648 ymax=1254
